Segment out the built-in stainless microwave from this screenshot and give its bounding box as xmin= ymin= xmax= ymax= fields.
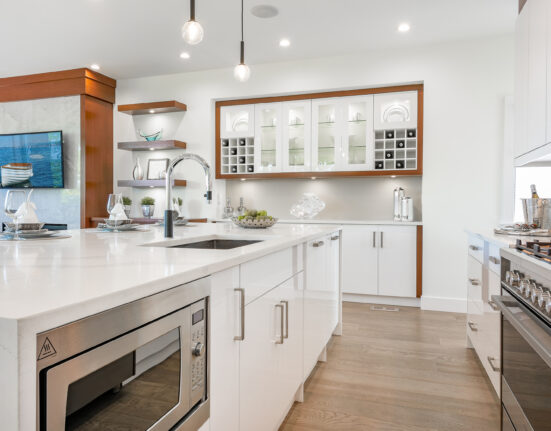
xmin=36 ymin=277 xmax=210 ymax=431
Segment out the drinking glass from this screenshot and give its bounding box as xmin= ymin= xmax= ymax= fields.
xmin=107 ymin=194 xmax=123 ymax=216
xmin=4 ymin=190 xmax=27 ymax=240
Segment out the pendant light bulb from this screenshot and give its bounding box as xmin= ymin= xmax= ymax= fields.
xmin=234 ymin=63 xmax=251 ymax=82
xmin=182 ymin=0 xmax=204 ymax=45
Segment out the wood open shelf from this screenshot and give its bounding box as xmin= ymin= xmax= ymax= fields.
xmin=117 ymin=140 xmax=187 ymax=151
xmin=117 ymin=179 xmax=187 ymax=188
xmin=118 ymin=100 xmax=187 ymax=115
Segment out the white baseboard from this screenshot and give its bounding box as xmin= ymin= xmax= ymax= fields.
xmin=420 ymin=296 xmax=467 ymax=313
xmin=343 ymin=293 xmax=421 ymax=307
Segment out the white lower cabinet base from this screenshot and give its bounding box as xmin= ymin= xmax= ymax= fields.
xmin=343 ymin=293 xmax=421 ymax=307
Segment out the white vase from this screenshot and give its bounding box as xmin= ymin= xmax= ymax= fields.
xmin=132 ymin=159 xmax=144 ymax=180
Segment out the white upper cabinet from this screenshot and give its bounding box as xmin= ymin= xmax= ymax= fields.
xmin=220 ymin=105 xmax=255 ymax=138
xmin=374 ymin=91 xmax=418 ymax=130
xmin=282 ymin=100 xmax=312 ymax=172
xmin=547 ymin=2 xmax=551 ymax=144
xmin=515 ymin=4 xmax=530 ymax=158
xmin=312 ymin=98 xmax=343 ymax=171
xmin=342 ymin=95 xmax=375 ymax=171
xmin=254 ymin=103 xmax=283 ymax=173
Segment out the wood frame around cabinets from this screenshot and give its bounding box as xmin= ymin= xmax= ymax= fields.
xmin=215 ymin=83 xmax=424 ymax=179
xmin=0 ymin=68 xmax=116 ymax=228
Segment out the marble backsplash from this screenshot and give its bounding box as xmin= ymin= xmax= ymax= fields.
xmin=0 ymin=96 xmax=81 ymax=228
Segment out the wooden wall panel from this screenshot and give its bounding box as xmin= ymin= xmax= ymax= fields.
xmin=81 ymin=95 xmax=114 ymax=227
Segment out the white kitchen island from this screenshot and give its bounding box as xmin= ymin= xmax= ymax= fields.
xmin=0 ymin=222 xmax=341 ymax=431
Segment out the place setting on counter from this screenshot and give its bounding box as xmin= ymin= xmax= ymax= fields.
xmin=94 ymin=193 xmax=149 ymax=233
xmin=1 ymin=189 xmax=71 ymax=241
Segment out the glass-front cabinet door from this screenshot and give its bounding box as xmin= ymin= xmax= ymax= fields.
xmin=220 ymin=104 xmax=255 ymax=138
xmin=312 ymin=99 xmax=343 ymax=171
xmin=342 ymin=95 xmax=374 ymax=171
xmin=254 ymin=103 xmax=282 ymax=173
xmin=282 ymin=100 xmax=312 ymax=172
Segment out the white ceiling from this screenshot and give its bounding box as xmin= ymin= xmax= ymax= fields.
xmin=0 ymin=0 xmax=517 ymax=80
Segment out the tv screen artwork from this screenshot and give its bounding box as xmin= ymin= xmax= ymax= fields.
xmin=0 ymin=131 xmax=64 ymax=188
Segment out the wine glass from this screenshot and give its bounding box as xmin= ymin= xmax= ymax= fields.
xmin=4 ymin=190 xmax=27 ymax=240
xmin=106 ymin=194 xmax=123 ymax=216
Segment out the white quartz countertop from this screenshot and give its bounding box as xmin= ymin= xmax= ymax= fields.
xmin=466 ymin=229 xmax=551 ymax=248
xmin=214 ymin=218 xmax=422 ymax=226
xmin=0 ymin=223 xmax=341 ymax=326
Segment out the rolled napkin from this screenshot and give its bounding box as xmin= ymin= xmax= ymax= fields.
xmin=109 ymin=203 xmax=129 ymax=221
xmin=15 ymin=201 xmax=40 ymax=223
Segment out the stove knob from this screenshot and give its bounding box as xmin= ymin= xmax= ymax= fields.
xmin=505 ymin=271 xmax=512 ymax=284
xmin=531 ymin=285 xmax=543 ymax=303
xmin=510 ymin=271 xmax=522 ymax=287
xmin=538 ymin=291 xmax=551 ymax=308
xmin=519 ymin=279 xmax=530 ymax=295
xmin=192 ymin=342 xmax=205 ymax=357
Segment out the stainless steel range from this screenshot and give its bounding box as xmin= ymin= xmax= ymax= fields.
xmin=495 ymin=242 xmax=551 ymax=431
xmin=36 ymin=277 xmax=210 ymax=431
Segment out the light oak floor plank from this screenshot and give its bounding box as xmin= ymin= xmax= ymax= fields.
xmin=280 ymin=302 xmax=500 ymax=431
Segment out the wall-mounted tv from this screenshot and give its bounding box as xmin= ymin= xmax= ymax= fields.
xmin=0 ymin=131 xmax=64 ymax=188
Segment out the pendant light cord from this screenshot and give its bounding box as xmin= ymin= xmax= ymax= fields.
xmin=241 ymin=0 xmax=244 ymax=41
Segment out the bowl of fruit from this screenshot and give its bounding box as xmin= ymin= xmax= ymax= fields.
xmin=232 ymin=210 xmax=278 ymax=229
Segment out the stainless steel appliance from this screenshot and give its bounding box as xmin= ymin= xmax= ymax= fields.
xmin=36 ymin=277 xmax=210 ymax=431
xmin=494 ymin=245 xmax=551 ymax=431
xmin=521 ymin=198 xmax=551 ymax=229
xmin=393 ymin=187 xmax=404 ymax=221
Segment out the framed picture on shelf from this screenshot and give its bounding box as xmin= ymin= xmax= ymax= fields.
xmin=147 ymin=158 xmax=169 ymax=180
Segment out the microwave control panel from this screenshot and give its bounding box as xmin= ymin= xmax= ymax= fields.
xmin=190 ymin=299 xmax=207 ymax=406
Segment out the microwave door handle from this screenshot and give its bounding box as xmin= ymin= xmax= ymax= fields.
xmin=493 ymin=296 xmax=551 ymax=368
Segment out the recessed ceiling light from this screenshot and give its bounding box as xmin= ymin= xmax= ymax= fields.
xmin=180 ymin=52 xmax=190 ymax=59
xmin=250 ymin=5 xmax=278 ymax=18
xmin=398 ymin=23 xmax=410 ymax=33
xmin=279 ymin=38 xmax=290 ymax=47
xmin=90 ymin=64 xmax=100 ymax=71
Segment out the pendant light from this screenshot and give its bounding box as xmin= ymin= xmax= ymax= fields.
xmin=182 ymin=0 xmax=204 ymax=45
xmin=234 ymin=0 xmax=251 ymax=82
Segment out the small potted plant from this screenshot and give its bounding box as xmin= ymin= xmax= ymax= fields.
xmin=141 ymin=196 xmax=155 ymax=218
xmin=122 ymin=196 xmax=132 ymax=218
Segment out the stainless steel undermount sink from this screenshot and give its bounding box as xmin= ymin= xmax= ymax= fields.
xmin=169 ymin=239 xmax=262 ymax=250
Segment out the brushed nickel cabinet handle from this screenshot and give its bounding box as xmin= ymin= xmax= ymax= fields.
xmin=469 ymin=245 xmax=480 ymax=251
xmin=331 ymin=235 xmax=339 ymax=241
xmin=313 ymin=241 xmax=324 ymax=248
xmin=234 ymin=288 xmax=245 ymax=341
xmin=468 ymin=278 xmax=480 ymax=286
xmin=487 ymin=356 xmax=500 ymax=372
xmin=489 ymin=256 xmax=501 ymax=265
xmin=275 ymin=304 xmax=284 ymax=344
xmin=489 ymin=300 xmax=499 ymax=311
xmin=281 ymin=300 xmax=289 ymax=339
xmin=468 ymin=321 xmax=478 ymax=331
xmin=372 ymin=231 xmax=376 ymax=248
xmin=380 ymin=231 xmax=384 ymax=248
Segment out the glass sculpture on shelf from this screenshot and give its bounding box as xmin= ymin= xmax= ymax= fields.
xmin=138 ymin=128 xmax=163 ymax=141
xmin=290 ymin=193 xmax=326 ymax=219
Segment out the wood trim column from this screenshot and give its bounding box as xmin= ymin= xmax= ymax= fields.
xmin=416 ymin=225 xmax=423 ymax=298
xmin=519 ymin=0 xmax=528 ymax=13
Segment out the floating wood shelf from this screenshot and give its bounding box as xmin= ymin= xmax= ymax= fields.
xmin=117 ymin=140 xmax=187 ymax=151
xmin=118 ymin=100 xmax=187 ymax=115
xmin=117 ymin=179 xmax=187 ymax=188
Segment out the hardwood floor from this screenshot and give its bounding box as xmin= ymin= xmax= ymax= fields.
xmin=280 ymin=302 xmax=500 ymax=431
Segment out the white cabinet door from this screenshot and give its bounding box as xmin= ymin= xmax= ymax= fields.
xmin=273 ymin=274 xmax=304 ymax=416
xmin=254 ymin=103 xmax=283 ymax=173
xmin=373 ymin=91 xmax=418 ymax=130
xmin=209 ymin=268 xmax=240 ymax=431
xmin=326 ymin=233 xmax=340 ymax=334
xmin=341 ymin=225 xmax=378 ymax=295
xmin=341 ymin=95 xmax=374 ymax=171
xmin=547 ymin=2 xmax=551 ymax=144
xmin=515 ymin=4 xmax=530 ymax=158
xmin=282 ymin=100 xmax=312 ymax=172
xmin=312 ymin=98 xmax=344 ymax=172
xmin=220 ymin=105 xmax=255 ymax=138
xmin=239 ymin=289 xmax=284 ymax=431
xmin=527 ymin=0 xmax=548 ymax=154
xmin=378 ymin=226 xmax=417 ymax=298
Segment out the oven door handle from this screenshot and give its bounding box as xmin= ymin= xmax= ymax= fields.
xmin=492 ymin=295 xmax=551 ymax=368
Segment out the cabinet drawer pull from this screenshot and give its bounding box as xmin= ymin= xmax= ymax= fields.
xmin=487 ymin=356 xmax=500 ymax=372
xmin=275 ymin=304 xmax=284 ymax=344
xmin=468 ymin=278 xmax=480 ymax=286
xmin=331 ymin=235 xmax=339 ymax=241
xmin=489 ymin=256 xmax=501 ymax=265
xmin=312 ymin=241 xmax=324 ymax=247
xmin=234 ymin=288 xmax=245 ymax=341
xmin=468 ymin=321 xmax=478 ymax=331
xmin=281 ymin=300 xmax=289 ymax=339
xmin=469 ymin=245 xmax=480 ymax=251
xmin=489 ymin=300 xmax=499 ymax=311
xmin=380 ymin=231 xmax=384 ymax=248
xmin=372 ymin=231 xmax=376 ymax=248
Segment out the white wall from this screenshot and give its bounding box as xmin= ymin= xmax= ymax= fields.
xmin=0 ymin=96 xmax=81 ymax=228
xmin=114 ymin=34 xmax=514 ymax=311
